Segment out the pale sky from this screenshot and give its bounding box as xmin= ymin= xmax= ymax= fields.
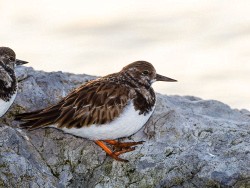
xmin=0 ymin=0 xmax=250 ymax=110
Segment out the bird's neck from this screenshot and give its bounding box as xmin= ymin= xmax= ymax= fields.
xmin=132 ymin=87 xmax=156 ymax=115
xmin=103 ymin=72 xmax=156 ymax=115
xmin=119 ymin=72 xmax=156 ymax=115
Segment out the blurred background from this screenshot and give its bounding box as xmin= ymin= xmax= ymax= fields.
xmin=0 ymin=0 xmax=250 ymax=110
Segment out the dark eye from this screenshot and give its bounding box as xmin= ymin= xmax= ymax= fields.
xmin=142 ymin=70 xmax=149 ymax=75
xmin=8 ymin=57 xmax=15 ymax=62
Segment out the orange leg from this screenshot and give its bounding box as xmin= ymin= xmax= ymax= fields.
xmin=94 ymin=140 xmax=142 ymax=162
xmin=104 ymin=140 xmax=144 ymax=150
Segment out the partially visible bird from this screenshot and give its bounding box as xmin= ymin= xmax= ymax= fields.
xmin=16 ymin=61 xmax=176 ymax=162
xmin=0 ymin=47 xmax=28 ymax=117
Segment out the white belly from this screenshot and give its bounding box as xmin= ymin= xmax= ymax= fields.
xmin=52 ymin=102 xmax=155 ymax=140
xmin=0 ymin=92 xmax=17 ymax=117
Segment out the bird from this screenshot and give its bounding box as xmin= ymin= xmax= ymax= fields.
xmin=15 ymin=61 xmax=177 ymax=162
xmin=0 ymin=47 xmax=28 ymax=117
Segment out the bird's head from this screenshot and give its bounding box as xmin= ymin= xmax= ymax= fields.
xmin=0 ymin=47 xmax=28 ymax=70
xmin=121 ymin=61 xmax=177 ymax=87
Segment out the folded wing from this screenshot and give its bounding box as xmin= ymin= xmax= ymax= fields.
xmin=16 ymin=79 xmax=132 ymax=130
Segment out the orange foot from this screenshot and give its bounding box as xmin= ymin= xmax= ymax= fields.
xmin=94 ymin=140 xmax=144 ymax=162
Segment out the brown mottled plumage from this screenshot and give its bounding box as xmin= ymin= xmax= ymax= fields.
xmin=0 ymin=47 xmax=28 ymax=117
xmin=16 ymin=61 xmax=177 ymax=162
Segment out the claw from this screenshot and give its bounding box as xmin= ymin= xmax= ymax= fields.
xmin=94 ymin=140 xmax=144 ymax=162
xmin=114 ymin=147 xmax=135 ymax=156
xmin=104 ymin=140 xmax=144 ymax=150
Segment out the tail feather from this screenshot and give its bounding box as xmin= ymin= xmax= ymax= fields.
xmin=16 ymin=108 xmax=59 ymax=121
xmin=15 ymin=109 xmax=43 ymax=120
xmin=15 ymin=104 xmax=61 ymax=130
xmin=19 ymin=117 xmax=55 ymax=130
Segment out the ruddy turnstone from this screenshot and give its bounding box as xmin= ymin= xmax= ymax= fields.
xmin=0 ymin=47 xmax=28 ymax=117
xmin=16 ymin=61 xmax=177 ymax=162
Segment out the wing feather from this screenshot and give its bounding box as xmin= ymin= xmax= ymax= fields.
xmin=16 ymin=78 xmax=134 ymax=130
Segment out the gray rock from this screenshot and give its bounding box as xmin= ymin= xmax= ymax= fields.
xmin=0 ymin=66 xmax=249 ymax=188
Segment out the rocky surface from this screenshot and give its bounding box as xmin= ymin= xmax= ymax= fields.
xmin=0 ymin=66 xmax=250 ymax=188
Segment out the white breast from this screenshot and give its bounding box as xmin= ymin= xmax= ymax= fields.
xmin=0 ymin=92 xmax=17 ymax=117
xmin=52 ymin=101 xmax=155 ymax=140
